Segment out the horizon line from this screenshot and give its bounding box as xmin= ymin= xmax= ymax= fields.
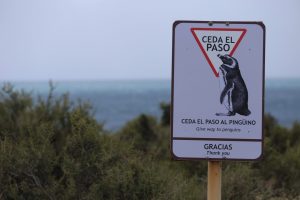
xmin=1 ymin=77 xmax=300 ymax=83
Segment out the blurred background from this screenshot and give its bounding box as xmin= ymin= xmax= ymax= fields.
xmin=0 ymin=0 xmax=299 ymax=130
xmin=0 ymin=0 xmax=300 ymax=199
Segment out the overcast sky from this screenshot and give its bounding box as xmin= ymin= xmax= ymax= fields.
xmin=0 ymin=0 xmax=299 ymax=81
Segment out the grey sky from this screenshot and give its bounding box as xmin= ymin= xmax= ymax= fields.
xmin=0 ymin=0 xmax=299 ymax=81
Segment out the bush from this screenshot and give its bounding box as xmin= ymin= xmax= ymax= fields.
xmin=0 ymin=85 xmax=204 ymax=199
xmin=1 ymin=86 xmax=300 ymax=199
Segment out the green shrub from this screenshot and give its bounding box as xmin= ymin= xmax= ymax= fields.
xmin=1 ymin=86 xmax=300 ymax=199
xmin=0 ymin=84 xmax=205 ymax=199
xmin=118 ymin=114 xmax=158 ymax=152
xmin=160 ymin=102 xmax=170 ymax=126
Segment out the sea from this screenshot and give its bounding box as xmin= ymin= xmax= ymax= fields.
xmin=1 ymin=79 xmax=300 ymax=131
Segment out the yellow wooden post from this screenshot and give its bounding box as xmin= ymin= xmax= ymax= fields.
xmin=207 ymin=161 xmax=222 ymax=200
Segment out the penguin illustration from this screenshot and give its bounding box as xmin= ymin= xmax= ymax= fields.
xmin=216 ymin=54 xmax=251 ymax=116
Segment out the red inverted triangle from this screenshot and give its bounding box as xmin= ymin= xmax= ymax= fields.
xmin=191 ymin=28 xmax=247 ymax=77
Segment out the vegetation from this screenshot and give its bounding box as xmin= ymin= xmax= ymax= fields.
xmin=0 ymin=83 xmax=300 ymax=199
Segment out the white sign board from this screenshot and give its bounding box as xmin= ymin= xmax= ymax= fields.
xmin=171 ymin=21 xmax=265 ymax=160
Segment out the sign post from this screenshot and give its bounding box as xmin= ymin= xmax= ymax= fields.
xmin=207 ymin=161 xmax=221 ymax=200
xmin=171 ymin=21 xmax=265 ymax=200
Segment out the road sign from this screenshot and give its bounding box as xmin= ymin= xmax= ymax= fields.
xmin=171 ymin=21 xmax=265 ymax=160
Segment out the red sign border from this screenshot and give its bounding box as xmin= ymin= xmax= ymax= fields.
xmin=191 ymin=28 xmax=247 ymax=77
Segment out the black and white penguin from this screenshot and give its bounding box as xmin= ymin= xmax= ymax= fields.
xmin=216 ymin=54 xmax=251 ymax=116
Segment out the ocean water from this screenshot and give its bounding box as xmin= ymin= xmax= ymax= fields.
xmin=1 ymin=79 xmax=300 ymax=130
